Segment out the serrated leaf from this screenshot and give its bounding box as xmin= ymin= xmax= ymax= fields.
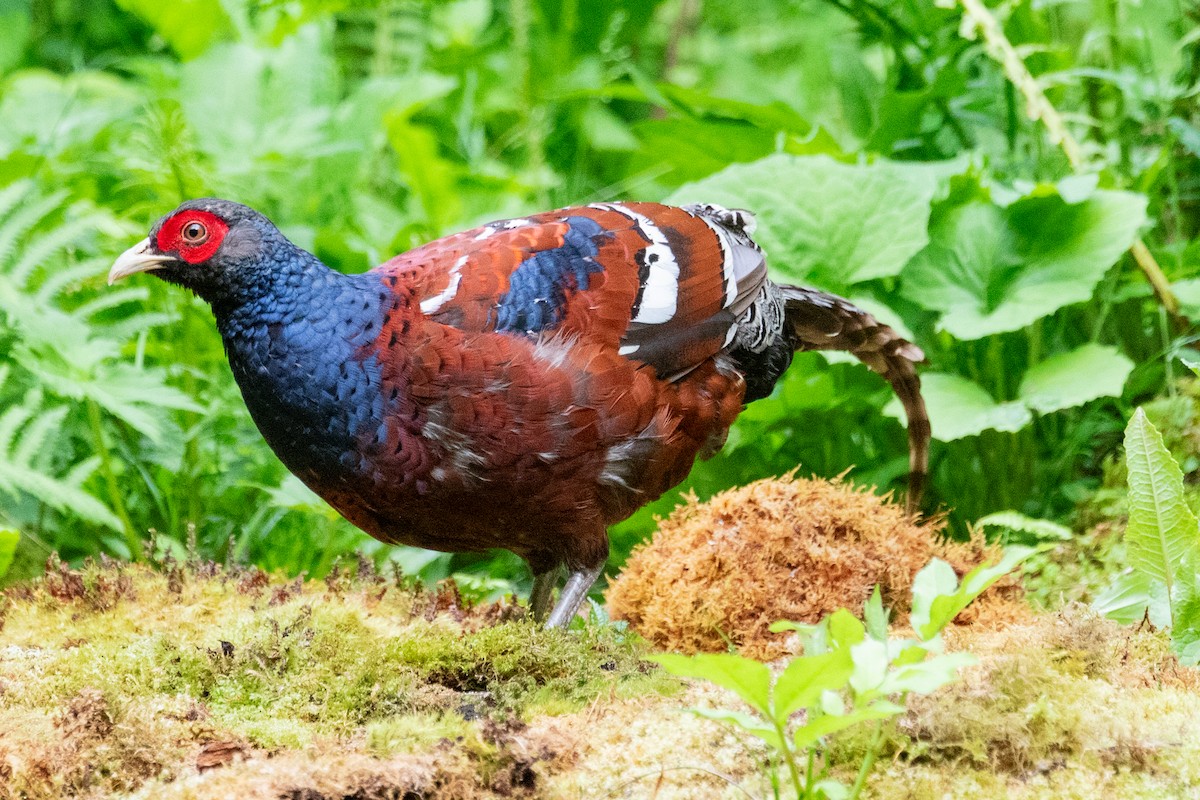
xmin=1123 ymin=408 xmax=1200 ymax=624
xmin=1018 ymin=344 xmax=1133 ymax=414
xmin=668 ymin=154 xmax=937 ymax=291
xmin=976 ymin=510 xmax=1073 ymax=542
xmin=650 ymin=653 xmax=772 ymax=715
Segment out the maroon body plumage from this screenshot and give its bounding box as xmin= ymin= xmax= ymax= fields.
xmin=109 ymin=199 xmax=930 ymax=626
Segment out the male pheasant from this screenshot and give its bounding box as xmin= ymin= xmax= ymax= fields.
xmin=109 ymin=199 xmax=930 ymax=627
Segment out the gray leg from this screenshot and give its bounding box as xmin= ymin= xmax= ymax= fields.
xmin=544 ymin=562 xmax=605 ymax=629
xmin=528 ymin=566 xmax=561 ymax=622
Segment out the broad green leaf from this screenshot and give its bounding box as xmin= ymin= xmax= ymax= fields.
xmin=387 ymin=114 xmax=463 ymax=231
xmin=1123 ymin=408 xmax=1200 ymax=622
xmin=885 ymin=373 xmax=1031 ymax=441
xmin=880 ymin=652 xmax=976 ymax=694
xmin=976 ymin=511 xmax=1073 ymax=542
xmin=909 ymin=559 xmax=959 ymax=638
xmin=1018 ymin=345 xmax=1133 ymax=414
xmin=828 ymin=608 xmax=866 ymax=649
xmin=650 ymin=653 xmax=772 ymax=716
xmin=820 ymin=690 xmax=845 ymax=716
xmin=113 ymin=0 xmax=233 ymax=59
xmin=0 ymin=7 xmax=29 ymax=73
xmin=910 ymin=548 xmax=1034 ymax=640
xmin=901 ymin=189 xmax=1147 ymax=339
xmin=774 ymin=650 xmax=854 ymax=719
xmin=849 ymin=639 xmax=889 ymax=694
xmin=668 ymin=154 xmax=938 ymax=291
xmin=632 ymin=118 xmax=777 ymax=185
xmin=1172 ymin=581 xmax=1200 ymax=665
xmin=1171 ymin=278 xmax=1200 ymax=321
xmin=1094 ymin=569 xmax=1172 ymax=627
xmin=0 ymin=528 xmax=17 ymax=579
xmin=792 ymin=701 xmax=904 ymax=750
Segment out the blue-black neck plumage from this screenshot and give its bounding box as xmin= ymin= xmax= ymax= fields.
xmin=207 ymin=244 xmax=394 ymax=488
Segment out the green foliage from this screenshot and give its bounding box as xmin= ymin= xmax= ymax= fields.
xmin=901 ymin=184 xmax=1148 ymax=339
xmin=1095 ymin=409 xmax=1200 ymax=663
xmin=0 ymin=0 xmax=1196 ymax=587
xmin=667 ymin=155 xmax=939 ymax=290
xmin=1123 ymin=409 xmax=1198 ymax=617
xmin=652 ymin=549 xmax=1032 ymax=799
xmin=975 ymin=511 xmax=1072 ymax=544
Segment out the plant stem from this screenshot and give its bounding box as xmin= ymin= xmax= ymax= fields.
xmin=847 ymin=718 xmax=887 ymax=800
xmin=86 ymin=399 xmax=142 ymax=560
xmin=773 ymin=718 xmax=806 ymax=799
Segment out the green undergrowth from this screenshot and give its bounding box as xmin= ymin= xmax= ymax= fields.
xmin=0 ymin=556 xmax=672 ymax=799
xmin=1020 ymin=378 xmax=1200 ymax=611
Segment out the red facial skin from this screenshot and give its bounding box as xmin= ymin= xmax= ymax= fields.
xmin=156 ymin=210 xmax=229 ymax=264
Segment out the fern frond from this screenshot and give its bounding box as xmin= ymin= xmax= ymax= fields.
xmin=35 ymin=257 xmax=110 ymax=303
xmin=0 ymin=404 xmax=33 ymax=458
xmin=0 ymin=460 xmax=120 ymax=530
xmin=74 ymin=287 xmax=151 ymax=319
xmin=101 ymin=312 xmax=176 ymax=342
xmin=12 ymin=405 xmax=68 ymax=467
xmin=0 ymin=190 xmax=68 ymax=269
xmin=0 ymin=180 xmax=33 ymax=223
xmin=0 ymin=395 xmax=121 ymax=531
xmin=8 ymin=213 xmax=106 ymax=289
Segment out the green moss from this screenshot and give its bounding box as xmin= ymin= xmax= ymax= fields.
xmin=0 ymin=558 xmax=667 ymax=799
xmin=7 ymin=562 xmax=1200 ymax=799
xmin=365 ymin=713 xmax=475 ymax=757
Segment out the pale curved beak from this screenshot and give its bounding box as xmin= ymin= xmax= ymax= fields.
xmin=108 ymin=238 xmax=176 ymax=285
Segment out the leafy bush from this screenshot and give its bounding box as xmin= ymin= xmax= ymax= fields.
xmin=0 ymin=0 xmax=1196 ymax=587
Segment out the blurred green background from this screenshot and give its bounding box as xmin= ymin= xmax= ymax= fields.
xmin=0 ymin=0 xmax=1197 ymax=598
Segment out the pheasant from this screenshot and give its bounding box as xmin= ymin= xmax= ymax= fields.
xmin=109 ymin=199 xmax=929 ymax=627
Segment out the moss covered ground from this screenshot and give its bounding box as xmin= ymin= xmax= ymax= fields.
xmin=3 ymin=559 xmax=1200 ymax=799
xmin=5 ymin=476 xmax=1200 ymax=799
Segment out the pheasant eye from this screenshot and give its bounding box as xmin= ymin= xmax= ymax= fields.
xmin=182 ymin=221 xmax=208 ymax=244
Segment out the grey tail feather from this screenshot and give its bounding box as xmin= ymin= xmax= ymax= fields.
xmin=777 ymin=285 xmax=930 ymax=513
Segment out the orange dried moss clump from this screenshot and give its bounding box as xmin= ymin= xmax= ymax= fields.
xmin=607 ymin=474 xmax=1024 ymax=657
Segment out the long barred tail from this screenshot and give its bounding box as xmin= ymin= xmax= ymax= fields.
xmin=777 ymin=286 xmax=930 ymax=513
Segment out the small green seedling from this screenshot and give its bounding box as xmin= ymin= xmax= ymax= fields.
xmin=652 ymin=547 xmax=1033 ymax=799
